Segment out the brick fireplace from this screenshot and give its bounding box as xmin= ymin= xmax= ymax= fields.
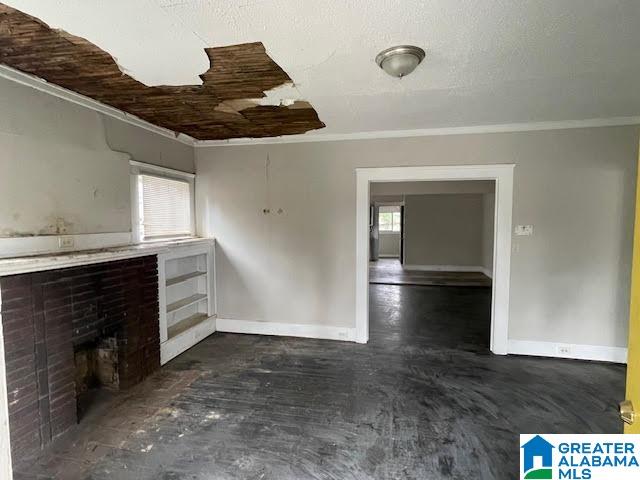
xmin=0 ymin=255 xmax=160 ymax=465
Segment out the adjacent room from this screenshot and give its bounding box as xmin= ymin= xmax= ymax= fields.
xmin=369 ymin=180 xmax=495 ymax=287
xmin=369 ymin=180 xmax=495 ymax=351
xmin=0 ymin=1 xmax=639 ymax=479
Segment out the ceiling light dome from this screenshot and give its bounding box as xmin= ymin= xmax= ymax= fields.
xmin=375 ymin=45 xmax=425 ymax=78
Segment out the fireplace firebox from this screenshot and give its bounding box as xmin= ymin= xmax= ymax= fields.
xmin=0 ymin=255 xmax=160 ymax=466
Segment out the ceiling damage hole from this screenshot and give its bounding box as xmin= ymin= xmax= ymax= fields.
xmin=0 ymin=3 xmax=325 ymax=140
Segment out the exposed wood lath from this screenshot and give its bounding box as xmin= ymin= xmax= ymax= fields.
xmin=0 ymin=4 xmax=325 ymax=140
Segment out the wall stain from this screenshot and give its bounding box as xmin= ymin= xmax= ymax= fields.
xmin=1 ymin=216 xmax=75 ymax=237
xmin=0 ymin=228 xmax=37 ymax=237
xmin=39 ymin=216 xmax=74 ymax=235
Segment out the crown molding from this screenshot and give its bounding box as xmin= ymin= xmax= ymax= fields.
xmin=0 ymin=64 xmax=196 ymax=146
xmin=2 ymin=64 xmax=638 ymax=149
xmin=194 ymin=116 xmax=640 ymax=147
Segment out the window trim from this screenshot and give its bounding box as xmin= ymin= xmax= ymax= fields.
xmin=130 ymin=160 xmax=196 ymax=243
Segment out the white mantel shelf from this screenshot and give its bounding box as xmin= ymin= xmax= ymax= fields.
xmin=0 ymin=238 xmax=214 ymax=277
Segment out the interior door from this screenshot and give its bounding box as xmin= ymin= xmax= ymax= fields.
xmin=623 ymin=140 xmax=640 ymax=432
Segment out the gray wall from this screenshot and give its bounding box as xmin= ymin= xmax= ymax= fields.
xmin=0 ymin=77 xmax=194 ymax=238
xmin=196 ymin=125 xmax=639 ymax=348
xmin=371 ymin=182 xmax=496 ymax=264
xmin=379 ymin=233 xmax=400 ymax=257
xmin=371 ymin=180 xmax=495 ymax=196
xmin=103 ymin=117 xmax=195 ymax=173
xmin=404 ymin=194 xmax=484 ymax=267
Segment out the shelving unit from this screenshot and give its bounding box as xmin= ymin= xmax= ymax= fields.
xmin=166 ymin=270 xmax=207 ymax=287
xmin=166 ymin=293 xmax=208 ymax=313
xmin=157 ymin=241 xmax=216 ymax=364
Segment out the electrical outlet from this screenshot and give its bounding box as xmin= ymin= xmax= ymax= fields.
xmin=58 ymin=236 xmax=74 ymax=249
xmin=557 ymin=344 xmax=572 ymax=356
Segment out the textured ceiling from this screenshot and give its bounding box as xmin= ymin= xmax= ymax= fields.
xmin=2 ymin=0 xmax=640 ymax=138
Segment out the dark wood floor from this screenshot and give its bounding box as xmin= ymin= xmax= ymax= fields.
xmin=370 ymin=259 xmax=492 ymax=287
xmin=16 ymin=285 xmax=624 ymax=479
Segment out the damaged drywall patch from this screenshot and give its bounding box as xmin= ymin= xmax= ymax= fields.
xmin=213 ymin=83 xmax=302 ymax=114
xmin=214 ymin=99 xmax=261 ymax=116
xmin=254 ymin=82 xmax=301 ymax=107
xmin=0 ymin=4 xmax=325 ymax=140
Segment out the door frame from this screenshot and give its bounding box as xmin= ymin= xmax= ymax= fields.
xmin=355 ymin=164 xmax=515 ymax=354
xmin=400 ymin=204 xmax=405 ymax=264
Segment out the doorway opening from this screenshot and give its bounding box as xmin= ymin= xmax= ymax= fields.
xmin=355 ymin=164 xmax=514 ymax=354
xmin=369 ymin=180 xmax=496 ymax=351
xmin=372 ymin=204 xmax=403 ymax=261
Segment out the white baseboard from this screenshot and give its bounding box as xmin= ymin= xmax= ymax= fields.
xmin=216 ymin=318 xmax=356 ymax=342
xmin=378 ymin=254 xmax=400 ymax=258
xmin=0 ymin=232 xmax=132 ymax=258
xmin=403 ymin=264 xmax=484 ymax=272
xmin=481 ymin=267 xmax=493 ymax=279
xmin=508 ymin=339 xmax=627 ymax=364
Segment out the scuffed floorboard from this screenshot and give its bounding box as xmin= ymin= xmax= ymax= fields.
xmin=14 ymin=285 xmax=624 ymax=479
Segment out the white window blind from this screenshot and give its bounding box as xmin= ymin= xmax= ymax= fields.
xmin=139 ymin=174 xmax=192 ymax=239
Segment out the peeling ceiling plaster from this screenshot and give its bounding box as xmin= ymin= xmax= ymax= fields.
xmin=0 ymin=5 xmax=325 ymax=140
xmin=4 ymin=0 xmax=209 ymax=86
xmin=3 ymin=0 xmax=640 ymax=136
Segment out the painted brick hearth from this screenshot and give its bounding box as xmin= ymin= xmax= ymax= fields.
xmin=0 ymin=256 xmax=160 ymax=465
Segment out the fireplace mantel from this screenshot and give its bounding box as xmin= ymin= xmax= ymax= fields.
xmin=0 ymin=238 xmax=212 ymax=277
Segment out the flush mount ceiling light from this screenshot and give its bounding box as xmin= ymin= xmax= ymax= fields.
xmin=375 ymin=45 xmax=426 ymax=78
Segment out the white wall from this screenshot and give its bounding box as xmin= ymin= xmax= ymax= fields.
xmin=404 ymin=194 xmax=484 ymax=267
xmin=482 ymin=193 xmax=496 ymax=276
xmin=196 ymin=125 xmax=639 ymax=349
xmin=0 ymin=77 xmax=194 ymax=239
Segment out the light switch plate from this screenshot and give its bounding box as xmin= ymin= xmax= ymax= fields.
xmin=58 ymin=236 xmax=74 ymax=249
xmin=514 ymin=225 xmax=534 ymax=236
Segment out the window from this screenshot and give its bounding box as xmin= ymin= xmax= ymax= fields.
xmin=131 ymin=161 xmax=195 ymax=242
xmin=379 ymin=206 xmax=401 ymax=232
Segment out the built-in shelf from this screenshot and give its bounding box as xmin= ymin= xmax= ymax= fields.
xmin=158 ymin=242 xmax=215 ymax=365
xmin=166 ymin=270 xmax=206 ymax=287
xmin=167 ymin=312 xmax=210 ymax=340
xmin=166 ymin=293 xmax=208 ymax=313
